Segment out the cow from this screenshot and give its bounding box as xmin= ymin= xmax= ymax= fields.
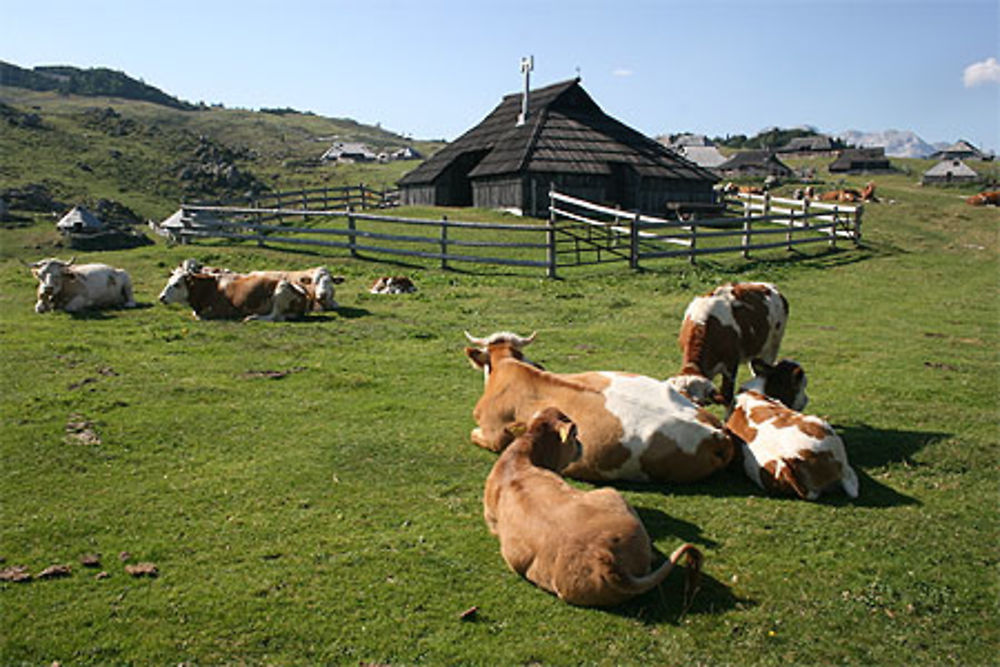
xmin=158 ymin=268 xmax=309 ymax=322
xmin=818 ymin=182 xmax=875 ymax=203
xmin=465 ymin=331 xmax=735 ymax=483
xmin=966 ymin=191 xmax=1000 ymax=206
xmin=29 ymin=257 xmax=136 ymax=314
xmin=484 ymin=407 xmax=703 ymax=607
xmin=369 ymin=276 xmax=416 ymax=294
xmin=668 ymin=282 xmax=789 ymax=410
xmin=179 ymin=260 xmax=343 ymax=311
xmin=726 ymin=359 xmax=858 ymax=501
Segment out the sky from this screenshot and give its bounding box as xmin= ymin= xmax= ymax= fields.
xmin=3 ymin=0 xmax=998 ymax=152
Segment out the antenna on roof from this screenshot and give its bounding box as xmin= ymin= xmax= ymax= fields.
xmin=517 ymin=55 xmax=534 ymax=127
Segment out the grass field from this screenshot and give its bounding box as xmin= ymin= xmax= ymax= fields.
xmin=2 ymin=144 xmax=998 ymax=664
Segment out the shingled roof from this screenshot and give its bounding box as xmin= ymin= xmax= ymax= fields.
xmin=399 ymin=78 xmax=716 ymax=185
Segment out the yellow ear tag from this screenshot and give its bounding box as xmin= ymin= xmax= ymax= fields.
xmin=559 ymin=423 xmax=573 ymax=443
xmin=508 ymin=423 xmax=527 ymax=438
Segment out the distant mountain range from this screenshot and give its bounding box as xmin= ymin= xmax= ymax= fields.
xmin=834 ymin=129 xmax=942 ymax=159
xmin=0 ymin=60 xmax=197 ymax=110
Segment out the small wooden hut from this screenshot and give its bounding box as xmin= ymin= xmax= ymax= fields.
xmin=716 ymin=151 xmax=793 ymax=179
xmin=398 ymin=78 xmax=718 ymax=216
xmin=828 ymin=148 xmax=892 ymax=173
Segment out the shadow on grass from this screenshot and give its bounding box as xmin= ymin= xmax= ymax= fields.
xmin=66 ymin=302 xmax=155 ymax=320
xmin=634 ymin=506 xmax=719 ymax=549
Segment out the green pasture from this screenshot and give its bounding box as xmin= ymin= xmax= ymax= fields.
xmin=2 ymin=162 xmax=998 ymax=664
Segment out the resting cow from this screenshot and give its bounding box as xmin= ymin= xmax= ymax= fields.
xmin=669 ymin=282 xmax=788 ymax=409
xmin=966 ymin=191 xmax=1000 ymax=206
xmin=29 ymin=257 xmax=136 ymax=314
xmin=465 ymin=331 xmax=734 ymax=483
xmin=180 ymin=259 xmax=342 ymax=311
xmin=726 ymin=359 xmax=858 ymax=501
xmin=158 ymin=268 xmax=309 ymax=322
xmin=484 ymin=407 xmax=702 ymax=607
xmin=369 ymin=276 xmax=417 ymax=294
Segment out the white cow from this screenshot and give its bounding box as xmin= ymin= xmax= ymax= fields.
xmin=30 ymin=257 xmax=136 ymax=313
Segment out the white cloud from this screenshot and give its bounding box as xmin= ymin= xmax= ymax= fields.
xmin=963 ymin=57 xmax=1000 ymax=87
xmin=613 ymin=68 xmax=634 ymax=77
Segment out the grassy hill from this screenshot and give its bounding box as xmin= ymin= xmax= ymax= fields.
xmin=0 ymin=86 xmax=443 ymax=222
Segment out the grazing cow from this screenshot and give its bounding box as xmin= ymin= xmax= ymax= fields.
xmin=669 ymin=282 xmax=789 ymax=409
xmin=726 ymin=360 xmax=858 ymax=501
xmin=158 ymin=269 xmax=309 ymax=321
xmin=465 ymin=332 xmax=735 ymax=483
xmin=966 ymin=190 xmax=1000 ymax=206
xmin=29 ymin=257 xmax=136 ymax=314
xmin=819 ymin=182 xmax=876 ymax=203
xmin=179 ymin=260 xmax=342 ymax=311
xmin=369 ymin=276 xmax=416 ymax=294
xmin=484 ymin=407 xmax=703 ymax=607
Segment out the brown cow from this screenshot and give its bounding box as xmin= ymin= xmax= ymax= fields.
xmin=966 ymin=190 xmax=1000 ymax=206
xmin=179 ymin=260 xmax=342 ymax=311
xmin=158 ymin=268 xmax=309 ymax=321
xmin=484 ymin=407 xmax=702 ymax=607
xmin=819 ymin=181 xmax=876 ymax=203
xmin=466 ymin=332 xmax=734 ymax=483
xmin=668 ymin=282 xmax=790 ymax=410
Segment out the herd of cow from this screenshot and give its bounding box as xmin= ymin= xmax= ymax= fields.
xmin=26 ymin=256 xmax=858 ymax=608
xmin=25 ymin=256 xmax=417 ymax=320
xmin=463 ymin=282 xmax=857 ymax=606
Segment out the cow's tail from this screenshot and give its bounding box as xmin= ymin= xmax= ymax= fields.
xmin=613 ymin=543 xmax=702 ymax=608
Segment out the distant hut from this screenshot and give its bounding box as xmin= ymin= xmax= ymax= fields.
xmin=930 ymin=139 xmax=991 ymax=161
xmin=717 ymin=151 xmax=793 ymax=179
xmin=777 ymin=135 xmax=835 ymax=156
xmin=922 ymin=159 xmax=979 ymax=185
xmin=321 ymin=142 xmax=377 ymax=163
xmin=677 ymin=145 xmax=729 ymax=170
xmin=56 ymin=206 xmax=104 ymax=233
xmin=829 ymin=148 xmax=892 ymax=173
xmin=398 ymin=78 xmax=718 ymax=216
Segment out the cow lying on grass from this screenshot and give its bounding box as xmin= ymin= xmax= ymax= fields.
xmin=158 ymin=267 xmax=309 ymax=322
xmin=483 ymin=407 xmax=702 ymax=607
xmin=669 ymin=282 xmax=788 ymax=410
xmin=180 ymin=259 xmax=343 ymax=311
xmin=726 ymin=360 xmax=858 ymax=501
xmin=29 ymin=257 xmax=136 ymax=314
xmin=465 ymin=331 xmax=734 ymax=484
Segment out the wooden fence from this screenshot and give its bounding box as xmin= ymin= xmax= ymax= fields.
xmin=166 ymin=187 xmax=861 ymax=278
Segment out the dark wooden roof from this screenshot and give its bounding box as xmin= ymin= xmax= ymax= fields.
xmin=828 ymin=148 xmax=891 ymax=171
xmin=399 ymin=79 xmax=717 ymax=185
xmin=718 ymin=150 xmax=792 ymax=172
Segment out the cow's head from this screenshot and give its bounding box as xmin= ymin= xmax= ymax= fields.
xmin=666 ymin=373 xmax=726 ymax=406
xmin=158 ymin=268 xmax=191 ymax=305
xmin=742 ymin=359 xmax=809 ymax=411
xmin=516 ymin=408 xmax=582 ymax=473
xmin=312 ymin=267 xmax=343 ymax=310
xmin=464 ymin=330 xmax=538 ymax=381
xmin=30 ymin=257 xmax=75 ymax=313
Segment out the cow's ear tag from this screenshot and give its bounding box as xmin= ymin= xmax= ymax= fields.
xmin=507 ymin=423 xmax=527 ymax=438
xmin=559 ymin=423 xmax=573 ymax=443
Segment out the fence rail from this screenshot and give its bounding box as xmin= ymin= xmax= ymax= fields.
xmin=164 ymin=186 xmax=861 ymax=278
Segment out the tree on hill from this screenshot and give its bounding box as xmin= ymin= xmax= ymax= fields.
xmin=714 ymin=127 xmax=848 ymax=150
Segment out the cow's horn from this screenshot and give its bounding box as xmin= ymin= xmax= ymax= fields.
xmin=515 ymin=331 xmax=537 ymax=347
xmin=66 ymin=256 xmax=76 ymax=266
xmin=464 ymin=331 xmax=488 ymax=347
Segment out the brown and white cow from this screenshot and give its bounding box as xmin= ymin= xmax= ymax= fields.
xmin=158 ymin=268 xmax=309 ymax=322
xmin=966 ymin=190 xmax=1000 ymax=206
xmin=465 ymin=332 xmax=735 ymax=483
xmin=179 ymin=260 xmax=343 ymax=311
xmin=726 ymin=359 xmax=858 ymax=501
xmin=669 ymin=282 xmax=789 ymax=409
xmin=369 ymin=276 xmax=416 ymax=294
xmin=29 ymin=257 xmax=136 ymax=314
xmin=484 ymin=407 xmax=702 ymax=607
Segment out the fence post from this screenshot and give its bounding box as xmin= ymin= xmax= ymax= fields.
xmin=830 ymin=205 xmax=839 ymax=249
xmin=302 ymin=189 xmax=308 ymax=224
xmin=689 ymin=220 xmax=698 ymax=265
xmin=853 ymin=206 xmax=863 ymax=245
xmin=347 ymin=206 xmax=358 ymax=258
xmin=359 ymin=183 xmax=366 ymax=210
xmin=440 ymin=215 xmax=449 ymax=270
xmin=276 ymin=191 xmax=283 ymax=225
xmin=547 ymin=200 xmax=558 ymax=279
xmin=796 ymin=198 xmax=809 ymax=250
xmin=742 ymin=215 xmax=752 ymax=259
xmin=630 ymin=211 xmax=640 ymax=270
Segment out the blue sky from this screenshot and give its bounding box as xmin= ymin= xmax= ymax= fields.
xmin=3 ymin=0 xmax=998 ymax=151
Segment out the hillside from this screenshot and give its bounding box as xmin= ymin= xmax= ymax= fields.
xmin=0 ymin=61 xmax=198 ymax=111
xmin=0 ymin=86 xmax=443 ymax=222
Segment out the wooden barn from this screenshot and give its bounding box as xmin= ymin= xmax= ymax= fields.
xmin=828 ymin=148 xmax=892 ymax=173
xmin=717 ymin=150 xmax=794 ymax=179
xmin=397 ymin=78 xmax=718 ymax=216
